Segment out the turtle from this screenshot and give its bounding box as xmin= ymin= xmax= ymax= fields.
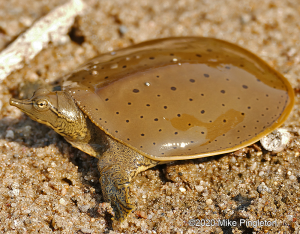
xmin=10 ymin=37 xmax=294 ymax=221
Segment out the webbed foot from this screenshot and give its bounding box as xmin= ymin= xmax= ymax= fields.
xmin=97 ymin=136 xmax=160 ymax=222
xmin=100 ymin=166 xmax=135 ymax=221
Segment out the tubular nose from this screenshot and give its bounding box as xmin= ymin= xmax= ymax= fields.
xmin=9 ymin=98 xmax=19 ymax=107
xmin=9 ymin=98 xmax=32 ymax=108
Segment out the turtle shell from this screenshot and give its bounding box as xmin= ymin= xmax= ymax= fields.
xmin=62 ymin=37 xmax=294 ymax=161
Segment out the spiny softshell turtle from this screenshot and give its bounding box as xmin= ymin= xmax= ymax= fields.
xmin=10 ymin=37 xmax=294 ymax=221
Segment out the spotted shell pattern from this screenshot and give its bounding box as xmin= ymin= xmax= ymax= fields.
xmin=62 ymin=37 xmax=294 ymax=160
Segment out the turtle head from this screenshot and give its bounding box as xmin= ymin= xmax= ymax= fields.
xmin=10 ymin=88 xmax=87 ymax=140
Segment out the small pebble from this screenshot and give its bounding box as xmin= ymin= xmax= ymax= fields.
xmin=119 ymin=25 xmax=128 ymax=34
xmin=289 ymin=175 xmax=296 ymax=180
xmin=195 ymin=185 xmax=204 ymax=192
xmin=206 ymin=199 xmax=213 ymax=205
xmin=5 ymin=130 xmax=14 ymax=139
xmin=258 ymin=171 xmax=264 ymax=176
xmin=250 ymin=162 xmax=257 ymax=171
xmin=136 ymin=210 xmax=147 ymax=219
xmin=260 ymin=129 xmax=291 ymax=153
xmin=257 ymin=182 xmax=271 ymax=194
xmin=59 ymin=198 xmax=67 ymax=205
xmin=179 ymin=187 xmax=186 ymax=192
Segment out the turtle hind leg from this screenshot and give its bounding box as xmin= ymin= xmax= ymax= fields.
xmin=98 ymin=137 xmax=160 ymax=221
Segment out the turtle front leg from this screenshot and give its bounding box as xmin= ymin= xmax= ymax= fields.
xmin=97 ymin=137 xmax=160 ymax=221
xmin=99 ymin=164 xmax=135 ymax=221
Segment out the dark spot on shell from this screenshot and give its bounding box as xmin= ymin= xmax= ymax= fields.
xmin=196 ymin=54 xmax=202 ymax=57
xmin=225 ymin=66 xmax=230 ymax=69
xmin=241 ymin=113 xmax=245 ymax=115
xmin=96 ymin=108 xmax=98 ymax=111
xmin=146 ymin=104 xmax=150 ymax=107
xmin=204 ymin=74 xmax=209 ymax=78
xmin=220 ymin=90 xmax=225 ymax=94
xmin=174 ymin=132 xmax=178 ymax=135
xmin=127 ymin=138 xmax=130 ymax=141
xmin=189 ymin=79 xmax=195 ymax=83
xmin=153 ymin=142 xmax=156 ymax=145
xmin=248 ymin=106 xmax=251 ymax=109
xmin=201 ymin=132 xmax=204 ymax=134
xmin=157 ymin=94 xmax=161 ymax=97
xmin=240 ymin=64 xmax=244 ymax=67
xmin=128 ymin=102 xmax=131 ymax=105
xmin=164 ymin=106 xmax=168 ymax=109
xmin=201 ymin=93 xmax=204 ymax=96
xmin=105 ymin=76 xmax=109 ymax=79
xmin=266 ymin=94 xmax=269 ymax=97
xmin=242 ymin=85 xmax=248 ymax=89
xmin=133 ymin=89 xmax=139 ymax=93
xmin=189 ymin=98 xmax=193 ymax=101
xmin=115 ymin=130 xmax=118 ymax=133
xmin=140 ymin=146 xmax=143 ymax=148
xmin=141 ymin=133 xmax=145 ymax=136
xmin=201 ymin=110 xmax=205 ymax=114
xmin=171 ymin=87 xmax=177 ymax=91
xmin=122 ymin=65 xmax=127 ymax=68
xmin=156 ymin=75 xmax=160 ymax=78
xmin=191 ymin=141 xmax=194 ymax=143
xmin=222 ymin=104 xmax=225 ymax=106
xmin=149 ymin=57 xmax=155 ymax=59
xmin=126 ymin=120 xmax=129 ymax=123
xmin=207 ymin=49 xmax=212 ymax=52
xmin=159 ymin=129 xmax=162 ymax=132
xmin=140 ymin=116 xmax=144 ymax=118
xmin=116 ymin=112 xmax=119 ymax=114
xmin=223 ymin=119 xmax=226 ymax=123
xmin=170 ymin=53 xmax=174 ymax=56
xmin=177 ymin=114 xmax=181 ymax=117
xmin=154 ymin=118 xmax=158 ymax=121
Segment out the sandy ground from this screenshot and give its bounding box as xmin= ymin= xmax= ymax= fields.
xmin=1 ymin=0 xmax=300 ymax=233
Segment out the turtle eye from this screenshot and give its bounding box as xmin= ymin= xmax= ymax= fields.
xmin=34 ymin=99 xmax=49 ymax=111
